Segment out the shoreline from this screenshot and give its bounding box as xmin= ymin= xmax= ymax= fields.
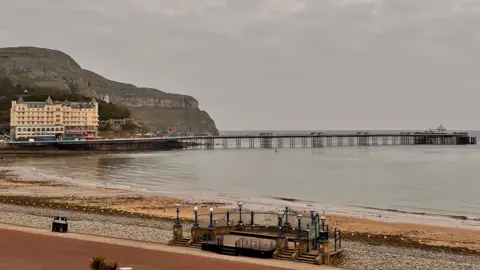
xmin=3 ymin=153 xmax=479 ymax=228
xmin=5 ymin=164 xmax=480 ymax=231
xmin=0 ymin=169 xmax=479 ymax=255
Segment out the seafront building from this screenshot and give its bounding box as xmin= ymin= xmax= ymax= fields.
xmin=10 ymin=96 xmax=99 ymax=139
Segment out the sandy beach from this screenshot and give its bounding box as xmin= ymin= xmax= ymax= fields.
xmin=0 ymin=169 xmax=479 ymax=269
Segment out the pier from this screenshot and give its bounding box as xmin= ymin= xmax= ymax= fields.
xmin=180 ymin=131 xmax=477 ymax=150
xmin=2 ymin=129 xmax=476 ymax=152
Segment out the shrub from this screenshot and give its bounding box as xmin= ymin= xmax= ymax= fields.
xmin=89 ymin=256 xmax=119 ymax=270
xmin=90 ymin=256 xmax=106 ymax=270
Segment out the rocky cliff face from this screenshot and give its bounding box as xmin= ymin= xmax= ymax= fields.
xmin=0 ymin=46 xmax=218 ymax=134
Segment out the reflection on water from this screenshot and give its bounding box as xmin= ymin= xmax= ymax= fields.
xmin=3 ymin=145 xmax=480 ymax=218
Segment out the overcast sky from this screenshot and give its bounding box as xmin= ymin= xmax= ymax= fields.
xmin=1 ymin=0 xmax=480 ymax=130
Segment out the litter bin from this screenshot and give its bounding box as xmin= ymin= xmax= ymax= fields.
xmin=52 ymin=216 xmax=68 ymax=233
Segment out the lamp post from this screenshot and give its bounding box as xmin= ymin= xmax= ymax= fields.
xmin=277 ymin=211 xmax=284 ymax=227
xmin=237 ymin=202 xmax=243 ymax=225
xmin=284 ymin=206 xmax=290 ymax=225
xmin=334 ymin=228 xmax=338 ymax=251
xmin=250 ymin=210 xmax=254 ymax=226
xmin=175 ymin=203 xmax=180 ymax=225
xmin=306 ymin=223 xmax=310 ymax=252
xmin=297 ymin=213 xmax=302 ymax=239
xmin=320 ymin=216 xmax=326 ymax=232
xmin=209 ymin=208 xmax=214 ymax=228
xmin=226 ymin=210 xmax=230 ymax=226
xmin=310 ymin=210 xmax=315 ymax=225
xmin=193 ymin=206 xmax=199 ymax=227
xmin=314 ymin=212 xmax=318 ymax=249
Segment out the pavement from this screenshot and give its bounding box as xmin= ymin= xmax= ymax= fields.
xmin=0 ymin=223 xmax=339 ymax=270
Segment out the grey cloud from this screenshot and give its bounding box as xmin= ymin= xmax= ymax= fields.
xmin=1 ymin=0 xmax=479 ymax=130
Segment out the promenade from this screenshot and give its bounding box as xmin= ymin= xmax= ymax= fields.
xmin=0 ymin=224 xmax=336 ymax=270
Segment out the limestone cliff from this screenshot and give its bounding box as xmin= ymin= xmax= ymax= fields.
xmin=0 ymin=46 xmax=218 ymax=134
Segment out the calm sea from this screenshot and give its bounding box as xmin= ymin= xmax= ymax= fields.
xmin=2 ymin=129 xmax=480 ymax=223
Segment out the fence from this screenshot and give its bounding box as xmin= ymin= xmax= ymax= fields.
xmin=197 ymin=211 xmax=328 ymax=227
xmin=195 ymin=210 xmax=320 ymax=229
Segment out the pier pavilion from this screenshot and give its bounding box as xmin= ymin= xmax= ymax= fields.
xmin=169 ymin=204 xmax=343 ymax=266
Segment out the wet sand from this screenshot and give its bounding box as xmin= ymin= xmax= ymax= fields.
xmin=0 ymin=170 xmax=479 ymax=253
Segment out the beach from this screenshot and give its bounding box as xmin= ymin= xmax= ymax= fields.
xmin=0 ymin=169 xmax=479 ymax=269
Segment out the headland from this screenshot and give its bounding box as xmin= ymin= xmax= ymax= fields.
xmin=0 ymin=46 xmax=218 ymax=135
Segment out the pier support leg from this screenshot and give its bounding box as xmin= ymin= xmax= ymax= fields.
xmin=260 ymin=137 xmax=273 ymax=148
xmin=277 ymin=138 xmax=283 ymax=148
xmin=348 ymin=137 xmax=354 ymax=146
xmin=249 ymin=138 xmax=255 ymax=148
xmin=205 ymin=138 xmax=214 ymax=149
xmin=302 ymin=138 xmax=308 ymax=148
xmin=327 ymin=137 xmax=332 ymax=147
xmin=337 ymin=137 xmax=343 ymax=147
xmin=223 ymin=138 xmax=228 ymax=148
xmin=382 ymin=136 xmax=388 ymax=145
xmin=290 ymin=138 xmax=295 ymax=148
xmin=236 ymin=138 xmax=241 ymax=148
xmin=194 ymin=139 xmax=199 ymax=148
xmin=358 ymin=136 xmax=369 ymax=146
xmin=312 ymin=137 xmax=323 ymax=148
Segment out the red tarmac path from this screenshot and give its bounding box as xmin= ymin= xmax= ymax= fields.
xmin=0 ymin=227 xmax=288 ymax=270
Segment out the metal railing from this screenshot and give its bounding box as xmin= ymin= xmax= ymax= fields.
xmin=195 ymin=211 xmax=318 ymax=230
